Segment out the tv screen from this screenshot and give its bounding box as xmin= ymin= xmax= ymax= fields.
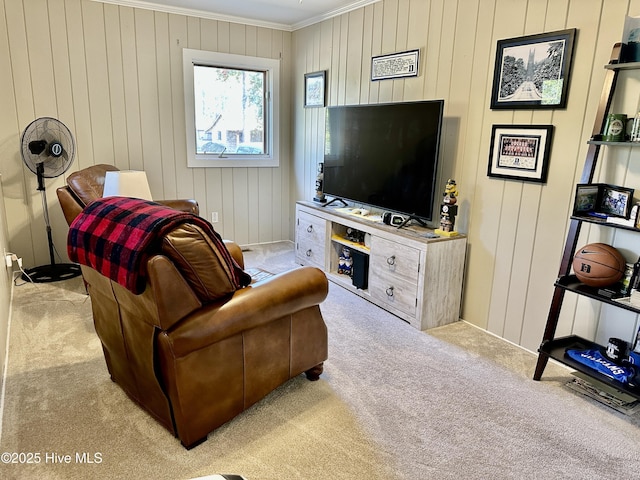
xmin=323 ymin=100 xmax=444 ymax=222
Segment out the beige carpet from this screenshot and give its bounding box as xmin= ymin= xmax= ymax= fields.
xmin=1 ymin=241 xmax=640 ymax=479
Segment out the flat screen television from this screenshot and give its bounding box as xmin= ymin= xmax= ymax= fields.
xmin=323 ymin=100 xmax=444 ymax=223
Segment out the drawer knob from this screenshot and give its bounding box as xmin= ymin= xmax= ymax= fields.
xmin=306 ymin=249 xmax=312 ymax=257
xmin=386 ymin=255 xmax=396 ymax=266
xmin=307 ymin=225 xmax=314 ymax=233
xmin=385 ymin=286 xmax=394 ymax=297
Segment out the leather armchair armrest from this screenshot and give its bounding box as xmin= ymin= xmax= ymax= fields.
xmin=161 ymin=266 xmax=328 ymax=357
xmin=147 ymin=256 xmax=203 ymax=330
xmin=56 ymin=186 xmax=85 ymax=225
xmin=223 ymin=240 xmax=244 ymax=269
xmin=156 ymin=199 xmax=199 ymax=215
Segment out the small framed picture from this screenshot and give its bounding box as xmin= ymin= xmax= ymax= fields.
xmin=490 ymin=29 xmax=576 ymax=109
xmin=574 ymin=184 xmax=600 ymax=215
xmin=487 ymin=124 xmax=554 ymax=183
xmin=304 ymin=71 xmax=326 ymax=108
xmin=573 ymin=183 xmax=635 ymax=219
xmin=599 ymin=185 xmax=634 ymax=218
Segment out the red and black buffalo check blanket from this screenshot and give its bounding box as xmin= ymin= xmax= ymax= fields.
xmin=68 ymin=197 xmax=249 ymax=294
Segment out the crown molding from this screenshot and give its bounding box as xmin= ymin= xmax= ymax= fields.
xmin=291 ymin=0 xmax=381 ymax=31
xmin=90 ymin=0 xmax=381 ymax=32
xmin=90 ymin=0 xmax=292 ymax=31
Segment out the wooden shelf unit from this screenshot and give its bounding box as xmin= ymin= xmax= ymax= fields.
xmin=295 ymin=201 xmax=467 ymax=331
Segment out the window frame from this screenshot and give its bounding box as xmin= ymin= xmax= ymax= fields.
xmin=183 ymin=48 xmax=280 ymax=168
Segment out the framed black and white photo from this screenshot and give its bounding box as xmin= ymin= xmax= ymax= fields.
xmin=490 ymin=29 xmax=576 ymax=109
xmin=304 ymin=71 xmax=326 ymax=108
xmin=487 ymin=125 xmax=554 ymax=183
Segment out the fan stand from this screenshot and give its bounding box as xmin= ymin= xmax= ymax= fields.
xmin=22 ymin=163 xmax=82 ymax=283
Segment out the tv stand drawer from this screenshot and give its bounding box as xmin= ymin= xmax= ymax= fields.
xmin=295 ymin=210 xmax=327 ymax=269
xmin=368 ymin=237 xmax=420 ymax=317
xmin=369 ymin=275 xmax=418 ymax=317
xmin=369 ymin=237 xmax=420 ymax=284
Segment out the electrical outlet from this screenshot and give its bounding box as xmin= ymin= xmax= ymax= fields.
xmin=5 ymin=254 xmax=12 ymax=268
xmin=211 ymin=212 xmax=219 ymax=223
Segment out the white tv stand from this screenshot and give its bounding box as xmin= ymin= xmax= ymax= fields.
xmin=295 ymin=201 xmax=466 ymax=330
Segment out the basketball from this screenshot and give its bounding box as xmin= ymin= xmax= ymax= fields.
xmin=572 ymin=243 xmax=626 ymax=288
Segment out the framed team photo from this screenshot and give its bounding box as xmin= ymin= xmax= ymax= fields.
xmin=487 ymin=124 xmax=554 ymax=183
xmin=599 ymin=185 xmax=634 ymax=218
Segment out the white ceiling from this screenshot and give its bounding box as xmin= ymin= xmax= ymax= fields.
xmin=95 ymin=0 xmax=381 ymax=31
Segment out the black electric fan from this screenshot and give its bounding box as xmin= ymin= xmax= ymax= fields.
xmin=19 ymin=117 xmax=81 ymax=282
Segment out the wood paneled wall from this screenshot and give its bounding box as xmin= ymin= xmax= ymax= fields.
xmin=4 ymin=0 xmax=640 ymax=352
xmin=292 ymin=0 xmax=640 ymax=351
xmin=0 ymin=0 xmax=292 ymax=273
xmin=0 ymin=177 xmax=11 ymax=397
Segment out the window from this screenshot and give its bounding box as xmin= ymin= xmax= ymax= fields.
xmin=183 ymin=49 xmax=280 ymax=167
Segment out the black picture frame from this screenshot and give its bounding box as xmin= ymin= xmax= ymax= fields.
xmin=573 ymin=183 xmax=635 ymax=219
xmin=304 ymin=71 xmax=326 ymax=108
xmin=487 ymin=124 xmax=554 ymax=183
xmin=574 ymin=184 xmax=600 ymax=215
xmin=490 ymin=28 xmax=576 ymax=109
xmin=371 ymin=49 xmax=420 ymax=81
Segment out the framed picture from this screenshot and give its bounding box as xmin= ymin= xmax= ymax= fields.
xmin=371 ymin=49 xmax=420 ymax=81
xmin=573 ymin=183 xmax=635 ymax=219
xmin=304 ymin=71 xmax=326 ymax=108
xmin=599 ymin=185 xmax=634 ymax=218
xmin=490 ymin=28 xmax=576 ymax=109
xmin=574 ymin=184 xmax=600 ymax=215
xmin=487 ymin=124 xmax=554 ymax=183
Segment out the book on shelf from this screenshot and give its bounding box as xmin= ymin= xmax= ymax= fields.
xmin=566 ymin=372 xmax=640 ymax=415
xmin=615 ymin=289 xmax=640 ymax=307
xmin=604 ymin=203 xmax=640 ymax=227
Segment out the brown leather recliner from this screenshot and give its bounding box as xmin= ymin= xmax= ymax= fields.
xmin=60 ymin=195 xmax=329 ymax=450
xmin=56 ymin=164 xmax=199 ymax=225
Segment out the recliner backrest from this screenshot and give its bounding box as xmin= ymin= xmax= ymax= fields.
xmin=66 ymin=164 xmax=119 ymax=206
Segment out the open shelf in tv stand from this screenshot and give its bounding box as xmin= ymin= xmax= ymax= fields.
xmin=295 ymin=201 xmax=467 ymax=330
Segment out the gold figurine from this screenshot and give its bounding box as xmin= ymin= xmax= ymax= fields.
xmin=435 ymin=179 xmax=459 ymax=237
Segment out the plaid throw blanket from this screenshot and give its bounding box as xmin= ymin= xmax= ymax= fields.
xmin=68 ymin=197 xmax=249 ymax=294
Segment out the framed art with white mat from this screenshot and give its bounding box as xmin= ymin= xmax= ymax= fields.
xmin=487 ymin=124 xmax=554 ymax=183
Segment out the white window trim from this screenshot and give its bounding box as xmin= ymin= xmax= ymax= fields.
xmin=183 ymin=48 xmax=280 ymax=168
